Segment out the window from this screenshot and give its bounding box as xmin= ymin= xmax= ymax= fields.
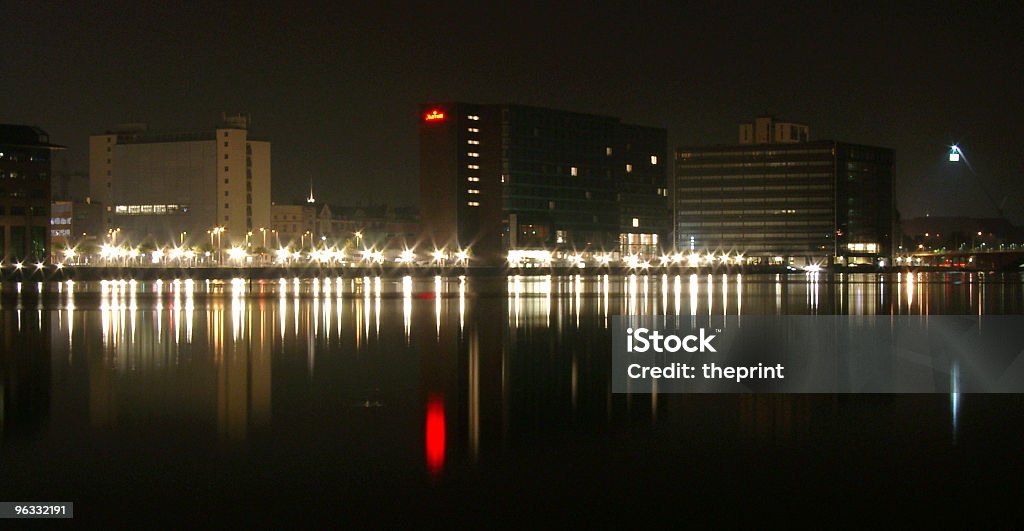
xmin=606 ymin=147 xmax=613 ymax=156
xmin=468 ymin=127 xmax=479 ymax=133
xmin=632 ymin=217 xmax=639 ymax=228
xmin=467 ymin=152 xmax=480 ymax=158
xmin=224 ymin=154 xmax=229 ymax=159
xmin=467 ymin=177 xmax=480 ymax=182
xmin=467 ymin=115 xmax=480 ymax=121
xmin=467 ymin=164 xmax=479 ymax=170
xmin=626 ymin=164 xmax=632 ymax=173
xmin=651 ymin=155 xmax=658 ymax=165
xmin=225 ymin=178 xmax=229 ymax=184
xmin=467 ymin=201 xmax=480 ymax=207
xmin=224 ymin=132 xmax=228 ymax=137
xmin=224 ymin=166 xmax=229 ymax=172
xmin=225 ymin=203 xmax=229 ymax=209
xmin=570 ymin=166 xmax=578 ymax=176
xmin=467 ymin=139 xmax=480 ymax=145
xmin=224 ymin=141 xmax=229 ymax=147
xmin=468 ymin=189 xmax=480 ymax=194
xmin=549 ymin=201 xmax=556 ymax=209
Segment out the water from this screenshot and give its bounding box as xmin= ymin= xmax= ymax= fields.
xmin=2 ymin=272 xmax=1024 ymax=524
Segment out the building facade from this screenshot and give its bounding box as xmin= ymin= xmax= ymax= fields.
xmin=88 ymin=114 xmax=270 ymax=247
xmin=1 ymin=124 xmax=64 ymax=262
xmin=739 ymin=116 xmax=810 ymax=145
xmin=674 ymin=120 xmax=894 ymax=265
xmin=419 ymin=103 xmax=668 ymax=263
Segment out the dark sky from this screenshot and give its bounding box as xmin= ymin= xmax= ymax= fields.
xmin=3 ymin=1 xmax=1022 ymax=222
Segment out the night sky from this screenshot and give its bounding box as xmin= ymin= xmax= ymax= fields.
xmin=3 ymin=2 xmax=1021 ymax=223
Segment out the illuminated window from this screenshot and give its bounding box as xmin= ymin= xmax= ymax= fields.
xmin=467 ymin=164 xmax=479 ymax=170
xmin=651 ymin=155 xmax=658 ymax=165
xmin=570 ymin=166 xmax=578 ymax=176
xmin=626 ymin=164 xmax=632 ymax=173
xmin=468 ymin=152 xmax=480 ymax=157
xmin=468 ymin=127 xmax=479 ymax=133
xmin=467 ymin=115 xmax=480 ymax=121
xmin=467 ymin=201 xmax=480 ymax=207
xmin=606 ymin=147 xmax=613 ymax=156
xmin=467 ymin=139 xmax=480 ymax=145
xmin=632 ymin=217 xmax=639 ymax=228
xmin=467 ymin=177 xmax=480 ymax=182
xmin=468 ymin=189 xmax=480 ymax=194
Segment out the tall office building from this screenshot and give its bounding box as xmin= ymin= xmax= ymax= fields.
xmin=89 ymin=113 xmax=270 ymax=245
xmin=419 ymin=103 xmax=668 ymax=263
xmin=674 ymin=118 xmax=894 ymax=265
xmin=1 ymin=124 xmax=64 ymax=262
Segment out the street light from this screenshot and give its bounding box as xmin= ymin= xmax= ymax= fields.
xmin=948 ymin=144 xmax=961 ymax=162
xmin=208 ymin=226 xmax=225 ymax=263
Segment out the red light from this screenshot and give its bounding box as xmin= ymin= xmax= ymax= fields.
xmin=424 ymin=109 xmax=445 ymax=122
xmin=425 ymin=394 xmax=446 ymax=475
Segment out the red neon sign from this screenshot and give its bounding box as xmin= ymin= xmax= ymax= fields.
xmin=424 ymin=109 xmax=446 ymax=122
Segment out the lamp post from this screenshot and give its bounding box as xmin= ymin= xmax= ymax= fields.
xmin=208 ymin=226 xmax=225 ymax=264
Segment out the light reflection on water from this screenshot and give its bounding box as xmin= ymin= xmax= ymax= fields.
xmin=1 ymin=271 xmax=1023 ymax=498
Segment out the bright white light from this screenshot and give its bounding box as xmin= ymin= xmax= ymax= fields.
xmin=949 ymin=145 xmax=961 ymax=162
xmin=227 ymin=247 xmax=248 ymax=261
xmin=803 ymin=264 xmax=822 ymax=273
xmin=455 ymin=250 xmax=469 ymax=262
xmin=687 ymin=253 xmax=700 ymax=267
xmin=63 ymin=248 xmax=77 ymax=259
xmin=398 ymin=249 xmax=415 ymax=263
xmin=432 ymin=249 xmax=446 ymax=262
xmin=508 ymin=249 xmax=550 ymax=266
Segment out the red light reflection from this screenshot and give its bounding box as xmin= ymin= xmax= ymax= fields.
xmin=425 ymin=394 xmax=446 ymax=475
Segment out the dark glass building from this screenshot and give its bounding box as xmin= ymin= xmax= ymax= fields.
xmin=419 ymin=103 xmax=667 ymax=264
xmin=0 ymin=125 xmax=64 ymax=262
xmin=674 ymin=138 xmax=894 ymax=266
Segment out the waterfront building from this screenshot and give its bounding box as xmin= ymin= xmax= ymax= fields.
xmin=674 ymin=118 xmax=894 ymax=266
xmin=419 ymin=103 xmax=668 ymax=263
xmin=88 ymin=113 xmax=271 ymax=246
xmin=0 ymin=124 xmax=64 ymax=262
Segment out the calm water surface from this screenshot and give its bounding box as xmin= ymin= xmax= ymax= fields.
xmin=2 ymin=272 xmax=1024 ymax=524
